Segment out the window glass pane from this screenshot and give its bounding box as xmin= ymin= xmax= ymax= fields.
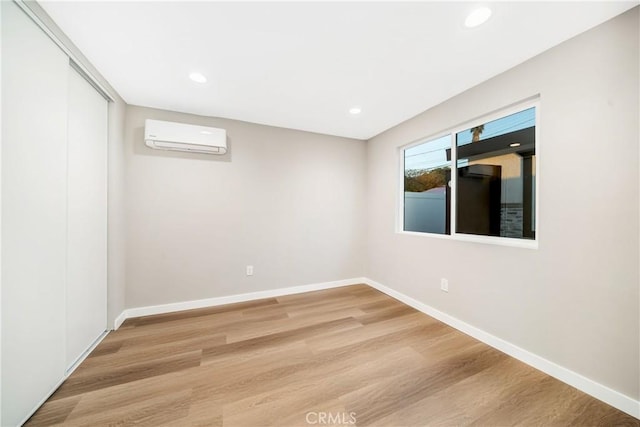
xmin=404 ymin=135 xmax=451 ymax=234
xmin=455 ymin=107 xmax=536 ymax=239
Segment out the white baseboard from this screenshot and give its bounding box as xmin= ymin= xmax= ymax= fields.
xmin=363 ymin=278 xmax=640 ymax=420
xmin=113 ymin=277 xmax=366 ymax=330
xmin=113 ymin=311 xmax=127 ymax=330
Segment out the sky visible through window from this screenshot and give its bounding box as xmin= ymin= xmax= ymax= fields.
xmin=404 ymin=134 xmax=450 ymax=171
xmin=457 ymin=107 xmax=535 ymax=145
xmin=404 ymin=107 xmax=535 ymax=171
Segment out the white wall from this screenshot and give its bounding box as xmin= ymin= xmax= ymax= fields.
xmin=365 ymin=7 xmax=639 ymax=402
xmin=124 ymin=106 xmax=366 ymax=308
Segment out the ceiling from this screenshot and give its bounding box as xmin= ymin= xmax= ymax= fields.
xmin=40 ymin=1 xmax=637 ymax=140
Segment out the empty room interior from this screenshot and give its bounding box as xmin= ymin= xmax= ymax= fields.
xmin=2 ymin=1 xmax=640 ymax=426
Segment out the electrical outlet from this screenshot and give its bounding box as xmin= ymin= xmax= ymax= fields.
xmin=440 ymin=278 xmax=449 ymax=292
xmin=246 ymin=265 xmax=254 ymax=276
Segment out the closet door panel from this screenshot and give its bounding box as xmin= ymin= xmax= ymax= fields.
xmin=1 ymin=2 xmax=70 ymax=425
xmin=66 ymin=67 xmax=108 ymax=370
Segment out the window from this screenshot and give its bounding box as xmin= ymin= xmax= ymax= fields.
xmin=401 ymin=101 xmax=538 ymax=246
xmin=403 ymin=135 xmax=451 ymax=235
xmin=456 ymin=107 xmax=536 ymax=240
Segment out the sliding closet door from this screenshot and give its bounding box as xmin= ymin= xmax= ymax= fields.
xmin=1 ymin=2 xmax=69 ymax=425
xmin=66 ymin=66 xmax=108 ymax=370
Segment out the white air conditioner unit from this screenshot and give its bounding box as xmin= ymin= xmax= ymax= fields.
xmin=144 ymin=119 xmax=227 ymax=155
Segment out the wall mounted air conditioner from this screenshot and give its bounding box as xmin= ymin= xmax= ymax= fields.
xmin=144 ymin=119 xmax=227 ymax=154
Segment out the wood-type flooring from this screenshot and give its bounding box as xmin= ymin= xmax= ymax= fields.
xmin=26 ymin=284 xmax=639 ymax=426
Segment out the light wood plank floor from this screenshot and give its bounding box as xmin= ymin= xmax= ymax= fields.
xmin=26 ymin=284 xmax=639 ymax=426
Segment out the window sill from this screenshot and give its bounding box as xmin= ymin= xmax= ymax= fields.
xmin=397 ymin=230 xmax=539 ymax=250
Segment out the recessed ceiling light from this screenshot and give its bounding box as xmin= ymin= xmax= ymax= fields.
xmin=189 ymin=72 xmax=207 ymax=83
xmin=349 ymin=107 xmax=362 ymax=115
xmin=465 ymin=7 xmax=492 ymax=28
xmin=510 ymin=142 xmax=521 ymax=147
